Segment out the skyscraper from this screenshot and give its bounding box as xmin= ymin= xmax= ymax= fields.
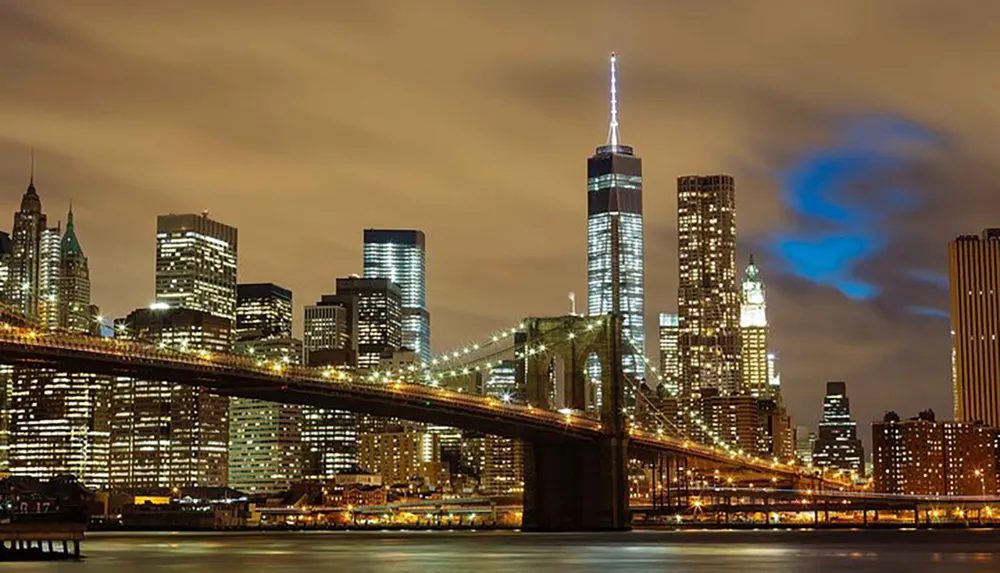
xmin=59 ymin=206 xmax=94 ymax=333
xmin=155 ymin=213 xmax=238 ymax=324
xmin=301 ymin=292 xmax=364 ymax=479
xmin=303 ymin=294 xmax=357 ymax=365
xmin=587 ymin=53 xmax=645 ymax=385
xmin=812 ymin=381 xmax=865 ymax=474
xmin=657 ymin=313 xmax=679 ymax=397
xmin=8 ymin=370 xmax=110 ymax=488
xmin=740 ymin=255 xmax=769 ymax=397
xmin=110 ymin=307 xmax=230 ymax=488
xmin=230 ymin=283 xmax=303 ymax=494
xmin=37 ymin=225 xmax=61 ymax=330
xmin=363 ymin=229 xmax=430 ymax=364
xmin=949 ymin=229 xmax=1000 ymax=427
xmin=235 ymin=283 xmax=292 ymax=341
xmin=335 ymin=277 xmax=402 ymax=369
xmin=7 ymin=163 xmax=47 ymax=318
xmin=677 ymin=174 xmax=740 ymax=396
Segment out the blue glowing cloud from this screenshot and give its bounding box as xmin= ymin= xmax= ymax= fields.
xmin=768 ymin=115 xmax=941 ymax=299
xmin=907 ymin=306 xmax=950 ymax=321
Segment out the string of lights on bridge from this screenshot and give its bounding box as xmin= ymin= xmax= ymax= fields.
xmin=0 ymin=317 xmax=849 ymax=486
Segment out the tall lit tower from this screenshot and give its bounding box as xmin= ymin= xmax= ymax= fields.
xmin=155 ymin=213 xmax=238 ymax=326
xmin=7 ymin=155 xmax=47 ymax=318
xmin=59 ymin=205 xmax=94 ymax=333
xmin=949 ymin=229 xmax=1000 ymax=426
xmin=740 ymin=255 xmax=769 ymax=397
xmin=677 ymin=174 xmax=740 ymax=396
xmin=587 ymin=52 xmax=645 ymax=384
xmin=363 ymin=229 xmax=430 ymax=365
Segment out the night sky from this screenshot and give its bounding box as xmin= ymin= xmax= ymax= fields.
xmin=0 ymin=1 xmax=997 ymax=442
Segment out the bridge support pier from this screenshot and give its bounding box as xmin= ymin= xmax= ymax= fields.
xmin=522 ymin=435 xmax=629 ymax=532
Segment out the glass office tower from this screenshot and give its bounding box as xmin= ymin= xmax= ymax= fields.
xmin=587 ymin=53 xmax=645 ymax=392
xmin=363 ymin=229 xmax=430 ymax=365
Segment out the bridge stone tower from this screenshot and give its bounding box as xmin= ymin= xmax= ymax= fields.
xmin=520 ymin=314 xmax=630 ymax=531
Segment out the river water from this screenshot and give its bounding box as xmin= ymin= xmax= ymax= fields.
xmin=5 ymin=530 xmax=1000 ymax=572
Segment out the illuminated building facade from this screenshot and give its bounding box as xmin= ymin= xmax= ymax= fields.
xmin=301 ymin=292 xmax=362 ymax=480
xmin=230 ymin=284 xmax=303 ymax=494
xmin=155 ymin=213 xmax=238 ymax=324
xmin=658 ymin=313 xmax=679 ymax=397
xmin=677 ymin=174 xmax=741 ymax=396
xmin=235 ymin=283 xmax=292 ymax=341
xmin=37 ymin=226 xmax=61 ymax=330
xmin=873 ymin=410 xmax=997 ymax=496
xmin=949 ymin=229 xmax=1000 ymax=427
xmin=587 ymin=53 xmax=644 ymax=390
xmin=795 ymin=425 xmax=816 ymax=464
xmin=363 ymin=229 xmax=430 ymax=364
xmin=7 ymin=167 xmax=47 ymax=318
xmin=110 ymin=307 xmax=230 ymax=488
xmin=334 ymin=277 xmax=402 ymax=370
xmin=7 ymin=370 xmax=110 ymax=488
xmin=358 ymin=424 xmax=442 ymax=487
xmin=303 ymin=294 xmax=357 ymax=364
xmin=812 ymin=381 xmax=865 ymax=474
xmin=740 ymin=255 xmax=769 ymax=397
xmin=0 ymin=232 xmax=12 ymax=301
xmin=58 ymin=206 xmax=95 ymax=333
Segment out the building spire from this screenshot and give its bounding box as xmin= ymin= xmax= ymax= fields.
xmin=607 ymin=52 xmax=620 ymax=149
xmin=29 ymin=148 xmax=34 ymax=187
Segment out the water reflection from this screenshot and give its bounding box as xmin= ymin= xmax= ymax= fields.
xmin=7 ymin=530 xmax=1000 ymax=573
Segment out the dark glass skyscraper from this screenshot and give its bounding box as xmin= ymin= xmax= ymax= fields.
xmin=812 ymin=381 xmax=865 ymax=474
xmin=235 ymin=283 xmax=293 ymax=341
xmin=587 ymin=53 xmax=645 ymax=383
xmin=363 ymin=229 xmax=429 ymax=365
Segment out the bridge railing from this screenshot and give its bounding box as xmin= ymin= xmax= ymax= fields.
xmin=0 ymin=324 xmax=854 ymax=487
xmin=0 ymin=325 xmax=608 ymax=435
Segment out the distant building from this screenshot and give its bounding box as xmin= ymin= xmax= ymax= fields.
xmin=364 ymin=229 xmax=431 ymax=364
xmin=757 ymin=398 xmax=795 ymax=461
xmin=812 ymin=381 xmax=865 ymax=475
xmin=794 ymin=426 xmax=816 ymax=464
xmin=0 ymin=231 xmax=12 ymax=300
xmin=110 ymin=307 xmax=231 ymax=489
xmin=698 ymin=389 xmax=759 ymax=454
xmin=7 ymin=167 xmax=47 ymax=318
xmin=301 ymin=292 xmax=363 ymax=480
xmin=358 ymin=425 xmax=442 ymax=487
xmin=740 ymin=255 xmax=769 ymax=398
xmin=334 ymin=277 xmax=402 ymax=370
xmin=677 ymin=174 xmax=741 ymax=396
xmin=657 ymin=313 xmax=679 ymax=397
xmin=230 ymin=285 xmax=302 ymax=495
xmin=58 ymin=206 xmax=95 ymax=334
xmin=7 ymin=371 xmax=110 ymax=489
xmin=873 ymin=410 xmax=997 ymax=496
xmin=235 ymin=283 xmax=292 ymax=341
xmin=155 ymin=213 xmax=238 ymax=325
xmin=949 ymin=229 xmax=1000 ymax=427
xmin=5 ymin=176 xmax=109 ymax=488
xmin=37 ymin=225 xmax=61 ymax=330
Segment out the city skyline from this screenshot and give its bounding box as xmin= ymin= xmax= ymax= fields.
xmin=0 ymin=1 xmax=996 ymax=441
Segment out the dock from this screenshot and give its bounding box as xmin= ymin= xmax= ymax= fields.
xmin=0 ymin=521 xmax=86 ymax=560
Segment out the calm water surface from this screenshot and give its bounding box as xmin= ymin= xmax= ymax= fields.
xmin=6 ymin=530 xmax=1000 ymax=572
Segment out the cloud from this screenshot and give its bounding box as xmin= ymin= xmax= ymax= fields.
xmin=0 ymin=0 xmax=997 ymax=446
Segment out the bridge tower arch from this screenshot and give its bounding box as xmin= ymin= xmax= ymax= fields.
xmin=520 ymin=314 xmax=630 ymax=531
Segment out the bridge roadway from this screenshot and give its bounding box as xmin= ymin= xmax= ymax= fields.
xmin=0 ymin=326 xmax=845 ymax=484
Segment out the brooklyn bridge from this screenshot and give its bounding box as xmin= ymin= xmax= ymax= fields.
xmin=0 ymin=310 xmax=852 ymax=531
